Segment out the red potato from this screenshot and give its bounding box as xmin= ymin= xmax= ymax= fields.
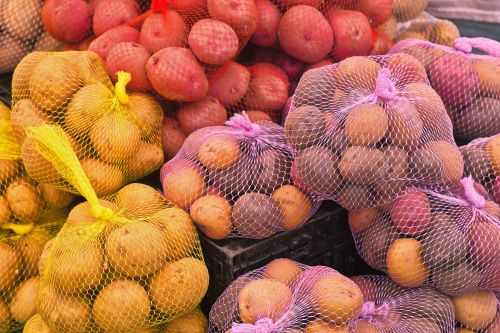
xmin=244 ymin=110 xmax=273 ymax=122
xmin=88 ymin=26 xmax=139 ymax=60
xmin=493 ymin=177 xmax=500 ymax=204
xmin=139 ymin=11 xmax=188 ymax=54
xmin=146 ymin=47 xmax=209 ymax=102
xmin=251 ymin=47 xmax=305 ymax=80
xmin=93 ymin=0 xmax=140 ymax=36
xmin=77 ymin=36 xmax=94 ymax=51
xmin=208 ymin=61 xmax=251 ymax=106
xmin=42 ymin=0 xmax=92 ymax=43
xmin=357 ymin=0 xmax=393 ymax=27
xmin=105 ymin=42 xmax=151 ymax=91
xmin=244 ymin=63 xmax=289 ymax=112
xmin=249 ymin=63 xmax=289 ymax=86
xmin=278 ymin=5 xmax=334 ymax=63
xmin=328 ymin=8 xmax=373 ymax=61
xmin=370 ymin=29 xmax=394 ymax=55
xmin=166 ymin=0 xmax=207 ymax=13
xmin=390 ymin=191 xmax=431 ymax=236
xmin=207 ymin=0 xmax=259 ymax=38
xmin=162 ymin=116 xmax=187 ymax=159
xmin=305 ymin=58 xmax=334 ymax=71
xmin=274 ymin=0 xmax=324 ymax=8
xmin=188 ymin=19 xmax=239 ymax=65
xmin=252 ymin=0 xmax=281 ymax=47
xmin=177 ymin=96 xmax=228 ymax=134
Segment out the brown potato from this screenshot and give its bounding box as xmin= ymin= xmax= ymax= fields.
xmin=339 ymin=146 xmax=386 ymax=185
xmin=198 ymin=136 xmax=241 ymax=170
xmin=254 ymin=149 xmax=291 ymax=194
xmin=453 ymin=291 xmax=497 ymax=330
xmin=11 ymin=51 xmax=45 ymax=98
xmin=473 ymin=58 xmax=500 ymax=96
xmin=0 ymin=299 xmax=8 ymax=329
xmin=345 ymin=104 xmax=388 ymax=145
xmin=11 ymin=99 xmax=50 ymax=141
xmin=5 ymin=180 xmax=42 ymax=221
xmin=0 ymin=196 xmax=10 ymax=225
xmin=0 ymin=159 xmax=19 ymax=182
xmin=125 ymin=141 xmax=164 ymax=181
xmin=34 ymin=32 xmax=65 ymax=52
xmin=0 ymin=242 xmax=20 ymax=292
xmin=284 ymin=105 xmax=326 ymax=151
xmin=264 ymin=258 xmax=301 ymax=286
xmin=374 ymin=146 xmax=409 ymax=196
xmin=412 ymin=141 xmax=464 ymax=185
xmin=295 ymin=146 xmax=340 ymax=194
xmin=190 ymin=195 xmax=232 ymax=240
xmin=336 ymin=185 xmax=374 ymax=210
xmin=114 ymin=183 xmax=165 ymax=219
xmin=38 ymin=183 xmax=75 ymax=209
xmin=432 ymin=264 xmax=481 ymax=296
xmin=335 ymin=57 xmax=381 ymax=92
xmin=386 ymin=238 xmax=428 ymax=287
xmin=128 ymin=93 xmax=164 ymax=138
xmin=162 ymin=163 xmax=206 ymax=209
xmin=16 ymin=232 xmax=50 ymax=277
xmin=386 ymin=100 xmax=423 ymax=147
xmin=81 ymin=159 xmax=125 ymax=197
xmin=232 ymin=193 xmax=283 ymax=238
xmin=0 ymin=35 xmax=29 ymax=73
xmin=38 ymin=238 xmax=55 ymax=277
xmin=162 ymin=308 xmax=207 ymax=333
xmin=348 ymin=207 xmax=379 ymax=234
xmin=9 ymin=277 xmax=39 ymax=323
xmin=271 ymin=185 xmax=312 ymax=230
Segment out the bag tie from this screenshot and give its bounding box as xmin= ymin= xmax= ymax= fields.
xmin=374 ymin=68 xmax=397 ymax=102
xmin=225 ymin=112 xmax=262 ymax=139
xmin=232 ymin=318 xmax=276 ymax=333
xmin=454 ymin=37 xmax=500 ymax=58
xmin=360 ymin=301 xmax=394 ymax=322
xmin=460 ymin=176 xmax=486 ymax=210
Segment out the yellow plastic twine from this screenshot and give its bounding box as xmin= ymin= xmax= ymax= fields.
xmin=0 ymin=119 xmax=21 ymax=160
xmin=0 ymin=222 xmax=34 ymax=235
xmin=114 ymin=71 xmax=132 ymax=105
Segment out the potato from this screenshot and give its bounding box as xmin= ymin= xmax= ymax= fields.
xmin=243 ymin=68 xmax=289 ymax=112
xmin=10 ymin=99 xmax=50 ymax=142
xmin=9 ymin=277 xmax=39 ymax=323
xmin=139 ymin=11 xmax=187 ymax=54
xmin=88 ymin=26 xmax=139 ymax=59
xmin=38 ymin=183 xmax=74 ymax=209
xmin=114 ymin=183 xmax=165 ymax=219
xmin=92 ymin=0 xmax=139 ymax=36
xmin=386 ymin=238 xmax=428 ymax=287
xmin=177 ymin=97 xmax=227 ymax=135
xmin=311 ymin=273 xmax=363 ymax=325
xmin=105 ymin=42 xmax=151 ymax=91
xmin=238 ymin=279 xmax=292 ymax=323
xmin=3 ymin=0 xmax=42 ymax=41
xmin=162 ymin=116 xmax=187 ymax=159
xmin=125 ymin=141 xmax=164 ymax=180
xmin=271 ymin=185 xmax=312 ymax=230
xmin=42 ymin=0 xmax=92 ymax=43
xmin=335 ymin=56 xmax=381 ymax=92
xmin=433 ymin=264 xmax=481 ymax=296
xmin=0 ymin=196 xmax=10 ymax=225
xmin=207 ymin=0 xmax=258 ymax=38
xmin=339 ymin=146 xmax=386 ymax=185
xmin=66 ymin=200 xmax=118 ymax=228
xmin=252 ymin=0 xmax=280 ymax=47
xmin=232 ymin=193 xmax=283 ymax=238
xmin=386 ymin=101 xmax=423 ymax=147
xmin=469 ymin=222 xmax=500 ymax=267
xmin=454 ymin=97 xmax=500 ymax=141
xmin=348 ymin=207 xmax=379 ymax=234
xmin=0 ymin=242 xmax=20 ymax=292
xmin=0 ymin=35 xmax=29 ymax=73
xmin=295 ymin=146 xmax=340 ymax=194
xmin=390 ymin=190 xmax=431 ymax=236
xmin=0 ymin=158 xmax=19 ymax=182
xmin=93 ymin=280 xmax=150 ymax=333
xmin=11 ymin=51 xmax=45 ymax=97
xmin=5 ymin=180 xmax=42 ymax=222
xmin=35 ymin=33 xmax=66 ymax=52
xmin=149 ymin=258 xmax=209 ymax=314
xmin=254 ymin=149 xmax=291 ymax=194
xmin=81 ymin=159 xmax=124 ymax=197
xmin=189 ymin=19 xmax=239 ymax=65
xmin=208 ymin=61 xmax=251 ymax=106
xmin=264 ymin=258 xmax=301 ymax=286
xmin=487 ymin=135 xmax=500 ymax=174
xmin=345 ymin=104 xmax=388 ymax=145
xmin=16 ymin=233 xmax=50 ymax=276
xmin=473 ymin=58 xmax=500 ymax=96
xmin=432 ymin=20 xmax=460 ymax=47
xmin=245 ymin=110 xmax=273 ymax=122
xmin=305 ymin=320 xmax=347 ymax=332
xmin=23 ymin=314 xmax=53 ymax=333
xmin=198 ymin=135 xmax=240 ymax=170
xmin=403 ymin=83 xmax=448 ymax=131
xmin=149 ymin=207 xmax=198 ymax=260
xmin=38 ymin=238 xmax=55 ymax=277
xmin=127 ymin=93 xmax=164 ymax=138
xmin=190 ymin=195 xmax=232 ymax=239
xmin=209 ymin=155 xmax=255 ymax=196
xmin=453 ymin=291 xmax=497 ymax=330
xmin=146 ymin=47 xmax=208 ymax=102
xmin=162 ymin=162 xmax=205 ymax=209
xmin=284 ymin=105 xmax=327 ymax=151
xmin=278 ymin=5 xmax=333 ymax=63
xmin=163 ymin=308 xmax=207 ymax=333
xmin=393 ymin=0 xmax=428 ymax=21
xmin=38 ymin=287 xmax=91 ymax=333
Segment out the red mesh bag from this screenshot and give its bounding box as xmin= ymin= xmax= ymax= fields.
xmin=349 ymin=177 xmax=500 ymax=296
xmin=460 ymin=135 xmax=500 ymax=205
xmin=395 ymin=12 xmax=460 ymax=47
xmin=160 ymin=112 xmax=321 ymax=239
xmin=208 ymin=259 xmax=364 ymax=333
xmin=453 ymin=290 xmax=500 ymax=332
xmin=389 ymin=37 xmax=500 ymax=142
xmin=285 ymin=53 xmax=461 ymax=210
xmin=351 ymin=275 xmax=455 ymax=332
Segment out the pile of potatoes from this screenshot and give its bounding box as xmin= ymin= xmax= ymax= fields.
xmin=396 ymin=13 xmax=460 ymax=47
xmin=0 ymin=209 xmax=66 ymax=333
xmin=0 ymin=0 xmax=63 ymax=73
xmin=351 ymin=275 xmax=454 ymax=332
xmin=37 ymin=183 xmax=209 ymax=333
xmin=453 ymin=290 xmax=499 ymax=332
xmin=285 ymin=54 xmax=463 ymax=210
xmin=390 ymin=39 xmax=500 ymax=141
xmin=461 ymin=135 xmax=500 ymax=205
xmin=349 ymin=185 xmax=500 ymax=296
xmin=209 ymin=258 xmax=364 ymax=333
xmin=161 ymin=117 xmax=319 ymax=239
xmin=11 ymin=51 xmax=164 ymax=197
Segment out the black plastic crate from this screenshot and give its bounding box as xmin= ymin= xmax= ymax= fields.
xmin=200 ymin=202 xmax=375 ymax=312
xmin=0 ymin=73 xmax=12 ymax=107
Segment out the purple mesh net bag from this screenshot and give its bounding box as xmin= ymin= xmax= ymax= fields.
xmin=453 ymin=290 xmax=500 ymax=332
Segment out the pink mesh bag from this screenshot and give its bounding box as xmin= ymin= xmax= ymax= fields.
xmin=389 ymin=37 xmax=500 ymax=141
xmin=460 ymin=135 xmax=500 ymax=205
xmin=208 ymin=259 xmax=364 ymax=333
xmin=395 ymin=12 xmax=460 ymax=47
xmin=349 ymin=177 xmax=500 ymax=296
xmin=285 ymin=53 xmax=461 ymax=210
xmin=453 ymin=290 xmax=500 ymax=332
xmin=351 ymin=275 xmax=455 ymax=332
xmin=160 ymin=112 xmax=321 ymax=239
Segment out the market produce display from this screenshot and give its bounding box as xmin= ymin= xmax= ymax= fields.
xmin=396 ymin=12 xmax=460 ymax=46
xmin=0 ymin=0 xmax=63 ymax=73
xmin=209 ymin=259 xmax=364 ymax=332
xmin=11 ymin=51 xmax=164 ymax=197
xmin=350 ymin=275 xmax=454 ymax=332
xmin=161 ymin=112 xmax=321 ymax=239
xmin=285 ymin=53 xmax=462 ymax=210
xmin=390 ymin=37 xmax=500 ymax=141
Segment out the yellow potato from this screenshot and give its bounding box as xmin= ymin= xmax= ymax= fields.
xmin=0 ymin=299 xmax=9 ymax=330
xmin=162 ymin=308 xmax=207 ymax=333
xmin=0 ymin=159 xmax=19 ymax=181
xmin=190 ymin=195 xmax=232 ymax=239
xmin=198 ymin=136 xmax=240 ymax=170
xmin=10 ymin=99 xmax=50 ymax=141
xmin=453 ymin=291 xmax=497 ymax=330
xmin=16 ymin=233 xmax=50 ymax=277
xmin=124 ymin=141 xmax=164 ymax=180
xmin=21 ymin=133 xmax=65 ymax=184
xmin=0 ymin=196 xmax=11 ymax=225
xmin=456 ymin=328 xmax=476 ymax=333
xmin=81 ymin=159 xmax=124 ymax=197
xmin=264 ymin=258 xmax=302 ymax=287
xmin=128 ymin=93 xmax=164 ymax=138
xmin=162 ymin=164 xmax=206 ymax=209
xmin=386 ymin=238 xmax=428 ymax=287
xmin=5 ymin=180 xmax=42 ymax=221
xmin=23 ymin=314 xmax=53 ymax=333
xmin=271 ymin=185 xmax=312 ymax=230
xmin=38 ymin=183 xmax=75 ymax=209
xmin=0 ymin=242 xmax=21 ymax=292
xmin=9 ymin=277 xmax=39 ymax=323
xmin=114 ymin=183 xmax=165 ymax=219
xmin=487 ymin=135 xmax=500 ymax=174
xmin=305 ymin=320 xmax=348 ymax=332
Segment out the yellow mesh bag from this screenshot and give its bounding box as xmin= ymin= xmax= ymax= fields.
xmin=26 ymin=124 xmax=208 ymax=333
xmin=0 ymin=207 xmax=67 ymax=333
xmin=12 ymin=51 xmax=164 ymax=197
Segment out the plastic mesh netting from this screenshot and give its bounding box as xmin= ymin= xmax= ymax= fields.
xmin=453 ymin=290 xmax=500 ymax=332
xmin=285 ymin=53 xmax=461 ymax=210
xmin=208 ymin=259 xmax=364 ymax=332
xmin=389 ymin=37 xmax=500 ymax=142
xmin=11 ymin=51 xmax=164 ymax=197
xmin=395 ymin=12 xmax=460 ymax=47
xmin=349 ymin=178 xmax=500 ymax=296
xmin=0 ymin=0 xmax=63 ymax=74
xmin=160 ymin=112 xmax=321 ymax=239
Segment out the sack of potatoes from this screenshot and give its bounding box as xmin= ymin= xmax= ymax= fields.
xmin=208 ymin=258 xmax=364 ymax=332
xmin=460 ymin=135 xmax=500 ymax=205
xmin=392 ymin=0 xmax=429 ymax=22
xmin=0 ymin=209 xmax=67 ymax=333
xmin=453 ymin=291 xmax=500 ymax=332
xmin=11 ymin=51 xmax=164 ymax=197
xmin=0 ymin=0 xmax=63 ymax=74
xmin=351 ymin=275 xmax=455 ymax=332
xmin=160 ymin=112 xmax=321 ymax=239
xmin=395 ymin=12 xmax=460 ymax=47
xmin=349 ymin=177 xmax=500 ymax=296
xmin=285 ymin=53 xmax=462 ymax=210
xmin=389 ymin=37 xmax=500 ymax=142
